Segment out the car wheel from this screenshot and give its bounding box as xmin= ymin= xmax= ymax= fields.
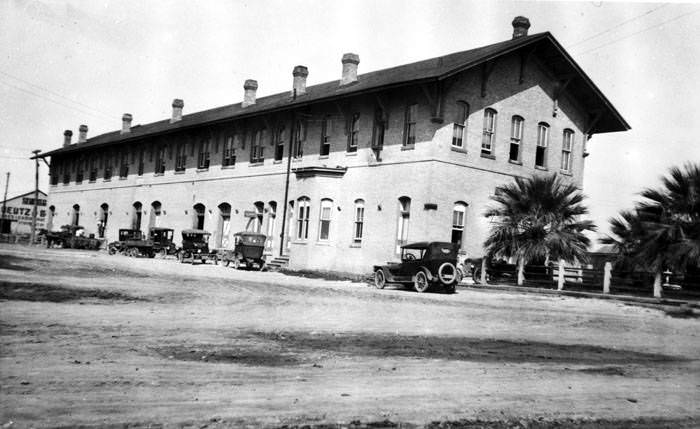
xmin=177 ymin=251 xmax=184 ymax=263
xmin=224 ymin=259 xmax=231 ymax=267
xmin=258 ymin=261 xmax=266 ymax=271
xmin=233 ymin=258 xmax=240 ymax=270
xmin=374 ymin=269 xmax=386 ymax=289
xmin=108 ymin=246 xmax=117 ymax=255
xmin=414 ymin=271 xmax=430 ymax=293
xmin=438 ymin=262 xmax=458 ymax=285
xmin=157 ymin=248 xmax=167 ymax=259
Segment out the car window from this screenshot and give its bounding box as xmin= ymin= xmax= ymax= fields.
xmin=402 ymin=248 xmax=424 ymax=260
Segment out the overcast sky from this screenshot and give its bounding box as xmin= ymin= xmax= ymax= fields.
xmin=1 ymin=0 xmax=698 ymax=243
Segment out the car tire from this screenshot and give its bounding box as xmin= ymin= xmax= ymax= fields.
xmin=414 ymin=271 xmax=430 ymax=293
xmin=224 ymin=259 xmax=231 ymax=267
xmin=374 ymin=269 xmax=386 ymax=289
xmin=438 ymin=262 xmax=458 ymax=285
xmin=233 ymin=258 xmax=240 ymax=270
xmin=157 ymin=248 xmax=167 ymax=259
xmin=108 ymin=246 xmax=117 ymax=255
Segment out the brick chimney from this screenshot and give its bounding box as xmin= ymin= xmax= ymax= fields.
xmin=78 ymin=124 xmax=88 ymax=143
xmin=171 ymin=99 xmax=184 ymax=123
xmin=340 ymin=53 xmax=359 ymax=86
xmin=242 ymin=79 xmax=258 ymax=108
xmin=512 ymin=16 xmax=531 ymax=39
xmin=292 ymin=65 xmax=308 ymax=97
xmin=63 ymin=130 xmax=73 ymax=147
xmin=121 ymin=113 xmax=132 ymax=134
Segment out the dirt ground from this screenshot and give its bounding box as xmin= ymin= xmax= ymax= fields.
xmin=1 ymin=244 xmax=699 ymax=428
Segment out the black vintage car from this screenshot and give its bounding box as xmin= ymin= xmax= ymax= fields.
xmin=149 ymin=227 xmax=177 ymax=258
xmin=108 ymin=229 xmax=151 ymax=257
xmin=220 ymin=231 xmax=266 ymax=270
xmin=46 ymin=225 xmax=102 ymax=250
xmin=178 ymin=229 xmax=218 ymax=264
xmin=373 ymin=242 xmax=460 ymax=293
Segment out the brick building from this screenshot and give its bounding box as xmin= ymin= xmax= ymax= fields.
xmin=36 ymin=17 xmax=628 ymax=274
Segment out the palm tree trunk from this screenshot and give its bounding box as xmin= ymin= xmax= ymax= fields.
xmin=517 ymin=258 xmax=525 ymax=286
xmin=653 ymin=271 xmax=662 ymax=298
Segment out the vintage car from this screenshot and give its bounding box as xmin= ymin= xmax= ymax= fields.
xmin=177 ymin=229 xmax=218 ymax=264
xmin=107 ymin=229 xmax=153 ymax=257
xmin=149 ymin=227 xmax=177 ymax=258
xmin=373 ymin=242 xmax=460 ymax=293
xmin=46 ymin=225 xmax=102 ymax=250
xmin=220 ymin=231 xmax=266 ymax=270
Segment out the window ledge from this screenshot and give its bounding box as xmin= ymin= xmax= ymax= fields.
xmin=318 ymin=155 xmax=329 ymax=160
xmin=450 ymin=146 xmax=467 ymax=153
xmin=349 ymin=243 xmax=362 ymax=248
xmin=401 ymin=145 xmax=415 ymax=151
xmin=174 ymin=170 xmax=185 ymax=175
xmin=273 ymin=160 xmax=283 ymax=164
xmin=103 ymin=178 xmax=112 ymax=182
xmin=118 ymin=177 xmax=128 ymax=181
xmin=196 ymin=168 xmax=209 ymax=173
xmin=221 ymin=165 xmax=236 ymax=170
xmin=535 ymin=165 xmax=548 ymax=171
xmin=291 ymin=241 xmax=308 ymax=245
xmin=345 ymin=151 xmax=358 ymax=156
xmin=480 ymin=153 xmax=496 ymax=160
xmin=508 ymin=159 xmax=522 ymax=165
xmin=249 ymin=162 xmax=264 ymax=167
xmin=559 ymin=170 xmax=573 ymax=176
xmin=316 ymin=241 xmax=332 ymax=246
xmin=292 ymin=157 xmax=303 ymax=163
xmin=88 ymin=180 xmax=96 ymax=183
xmin=154 ymin=173 xmax=164 ymax=177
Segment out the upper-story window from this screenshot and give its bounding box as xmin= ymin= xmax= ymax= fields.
xmin=372 ymin=107 xmax=385 ymax=151
xmin=175 ymin=143 xmax=186 ymax=172
xmin=396 ymin=196 xmax=411 ymax=254
xmin=222 ymin=136 xmax=236 ymax=167
xmin=296 ymin=197 xmax=310 ymax=240
xmin=481 ymin=108 xmax=497 ymax=156
xmin=293 ymin=119 xmax=306 ymax=159
xmin=75 ymin=158 xmax=84 ymax=184
xmin=155 ymin=146 xmax=166 ymax=175
xmin=273 ymin=125 xmax=285 ymax=161
xmin=353 ymin=199 xmax=365 ymax=243
xmin=347 ymin=113 xmax=360 ymax=153
xmin=403 ymin=103 xmax=417 ymax=147
xmin=137 ymin=148 xmax=144 ymax=176
xmin=561 ymin=129 xmax=574 ymax=172
xmin=250 ymin=129 xmax=265 ymax=164
xmin=119 ymin=151 xmax=129 ymax=178
xmin=535 ymin=122 xmax=549 ymax=168
xmin=104 ymin=152 xmax=113 ymax=180
xmin=509 ymin=116 xmax=524 ymax=162
xmin=318 ymin=199 xmax=333 ymax=241
xmin=198 ymin=140 xmax=210 ymax=170
xmin=320 ymin=116 xmax=330 ymax=157
xmin=452 ymin=101 xmax=469 ymax=149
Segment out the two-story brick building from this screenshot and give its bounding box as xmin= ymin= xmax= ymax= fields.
xmin=36 ymin=17 xmax=629 ymax=274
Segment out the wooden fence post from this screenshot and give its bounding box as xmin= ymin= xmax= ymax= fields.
xmin=481 ymin=258 xmax=487 ymax=285
xmin=557 ymin=259 xmax=565 ymax=290
xmin=603 ymin=261 xmax=612 ymax=294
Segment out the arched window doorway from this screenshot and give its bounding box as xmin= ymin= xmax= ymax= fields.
xmin=396 ymin=196 xmax=411 ymax=253
xmin=47 ymin=205 xmax=56 ymax=231
xmin=247 ymin=201 xmax=264 ymax=232
xmin=149 ymin=201 xmax=162 ymax=229
xmin=193 ymin=203 xmax=205 ymax=230
xmin=72 ymin=204 xmax=80 ymax=226
xmin=98 ymin=203 xmax=109 ymax=238
xmin=265 ymin=201 xmax=277 ymax=252
xmin=217 ymin=203 xmax=231 ymax=247
xmin=132 ymin=202 xmax=142 ymax=231
xmin=452 ymin=202 xmax=468 ymax=249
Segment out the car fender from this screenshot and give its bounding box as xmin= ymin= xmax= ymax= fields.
xmin=414 ymin=266 xmax=434 ymax=283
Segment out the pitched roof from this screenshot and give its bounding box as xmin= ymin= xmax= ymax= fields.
xmin=1 ymin=190 xmax=47 ymax=204
xmin=38 ymin=32 xmax=629 ymax=159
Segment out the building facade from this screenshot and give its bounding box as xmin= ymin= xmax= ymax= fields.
xmin=38 ymin=18 xmax=628 ymax=274
xmin=0 ymin=190 xmax=48 ymax=234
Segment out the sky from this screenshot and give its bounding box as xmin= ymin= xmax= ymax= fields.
xmin=1 ymin=0 xmax=699 ymax=244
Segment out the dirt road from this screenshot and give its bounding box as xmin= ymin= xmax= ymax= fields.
xmin=1 ymin=244 xmax=699 ymax=428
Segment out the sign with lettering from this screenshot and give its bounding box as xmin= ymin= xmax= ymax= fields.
xmin=1 ymin=191 xmax=48 ymax=233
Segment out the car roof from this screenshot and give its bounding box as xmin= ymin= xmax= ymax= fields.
xmin=150 ymin=227 xmax=173 ymax=231
xmin=182 ymin=229 xmax=210 ymax=235
xmin=401 ymin=241 xmax=454 ymax=250
xmin=233 ymin=231 xmax=266 ymax=238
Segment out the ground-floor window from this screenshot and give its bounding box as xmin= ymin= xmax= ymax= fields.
xmin=193 ymin=203 xmax=205 ymax=230
xmin=353 ymin=199 xmax=364 ymax=243
xmin=98 ymin=203 xmax=109 ymax=238
xmin=396 ymin=197 xmax=411 ymax=253
xmin=318 ymin=199 xmax=332 ymax=241
xmin=451 ymin=202 xmax=467 ymax=248
xmin=296 ymin=197 xmax=310 ymax=240
xmin=132 ymin=202 xmax=143 ymax=231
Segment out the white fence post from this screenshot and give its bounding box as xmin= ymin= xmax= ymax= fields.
xmin=481 ymin=258 xmax=487 ymax=285
xmin=557 ymin=259 xmax=565 ymax=290
xmin=603 ymin=261 xmax=612 ymax=294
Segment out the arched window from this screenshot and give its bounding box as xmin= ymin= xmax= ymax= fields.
xmin=217 ymin=203 xmax=231 ymax=247
xmin=318 ymin=199 xmax=333 ymax=241
xmin=452 ymin=101 xmax=469 ymax=148
xmin=353 ymin=199 xmax=365 ymax=243
xmin=561 ymin=129 xmax=574 ymax=172
xmin=98 ymin=203 xmax=109 ymax=238
xmin=193 ymin=203 xmax=205 ymax=230
xmin=536 ymin=122 xmax=550 ymax=168
xmin=509 ymin=116 xmax=524 ymax=162
xmin=47 ymin=205 xmax=56 ymax=231
xmin=253 ymin=201 xmax=264 ymax=233
xmin=482 ymin=108 xmax=497 ymax=155
xmin=132 ymin=202 xmax=143 ymax=230
xmin=72 ymin=204 xmax=80 ymax=226
xmin=396 ymin=196 xmax=411 ymax=253
xmin=296 ymin=197 xmax=310 ymax=240
xmin=452 ymin=202 xmax=468 ymax=248
xmin=149 ymin=201 xmax=162 ymax=229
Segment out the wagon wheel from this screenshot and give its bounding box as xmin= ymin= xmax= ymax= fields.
xmin=414 ymin=271 xmax=430 ymax=293
xmin=374 ymin=269 xmax=386 ymax=289
xmin=213 ymin=255 xmax=218 ymax=265
xmin=108 ymin=246 xmax=117 ymax=255
xmin=257 ymin=261 xmax=265 ymax=271
xmin=127 ymin=248 xmax=139 ymax=258
xmin=233 ymin=258 xmax=241 ymax=270
xmin=177 ymin=251 xmax=184 ymax=263
xmin=156 ymin=248 xmax=167 ymax=259
xmin=223 ymin=258 xmax=231 ymax=267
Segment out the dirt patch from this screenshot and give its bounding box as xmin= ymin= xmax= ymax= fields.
xmin=577 ymin=366 xmax=627 ymax=376
xmin=665 ymin=306 xmax=700 ymax=319
xmin=252 ymin=331 xmax=681 ymax=365
xmin=0 ymin=281 xmax=143 ymax=303
xmin=0 ymin=254 xmax=34 ymax=271
xmin=279 ymin=268 xmax=369 ymax=283
xmin=153 ymin=344 xmax=302 ymax=366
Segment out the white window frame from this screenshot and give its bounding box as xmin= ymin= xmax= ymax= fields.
xmin=482 ymin=108 xmax=497 ymax=155
xmin=318 ymin=199 xmax=333 ymax=241
xmin=353 ymin=199 xmax=365 ymax=243
xmin=509 ymin=116 xmax=524 ymax=162
xmin=452 ymin=102 xmax=469 ymax=149
xmin=452 ymin=203 xmax=467 ymax=248
xmin=536 ymin=122 xmax=550 ymax=168
xmin=296 ymin=197 xmax=310 ymax=240
xmin=561 ymin=129 xmax=574 ymax=172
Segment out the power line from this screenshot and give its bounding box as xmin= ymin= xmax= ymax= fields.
xmin=0 ymin=70 xmax=116 ymax=119
xmin=567 ymin=4 xmax=668 ymax=49
xmin=574 ymin=7 xmax=700 ymax=56
xmin=0 ymin=79 xmax=114 ymax=124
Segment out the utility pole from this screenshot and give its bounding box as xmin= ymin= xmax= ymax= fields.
xmin=1 ymin=172 xmax=9 ymax=233
xmin=279 ymin=111 xmax=297 ymax=257
xmin=30 ymin=149 xmax=41 ymax=244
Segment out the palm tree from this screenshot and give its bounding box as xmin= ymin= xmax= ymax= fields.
xmin=484 ymin=174 xmax=596 ymax=285
xmin=634 ymin=163 xmax=700 ymax=297
xmin=600 ymin=209 xmax=646 ymax=269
